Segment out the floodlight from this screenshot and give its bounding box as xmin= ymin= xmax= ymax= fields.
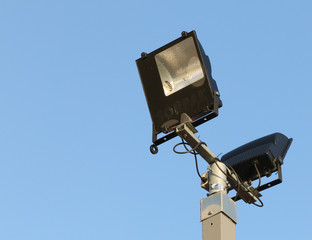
xmin=221 ymin=132 xmax=292 ymax=192
xmin=136 ymin=31 xmax=222 ymax=150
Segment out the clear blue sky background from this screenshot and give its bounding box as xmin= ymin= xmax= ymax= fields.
xmin=0 ymin=1 xmax=311 ymax=239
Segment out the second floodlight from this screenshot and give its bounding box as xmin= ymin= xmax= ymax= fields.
xmin=221 ymin=132 xmax=292 ymax=193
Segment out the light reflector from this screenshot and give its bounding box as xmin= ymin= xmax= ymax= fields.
xmin=155 ymin=37 xmax=204 ymax=96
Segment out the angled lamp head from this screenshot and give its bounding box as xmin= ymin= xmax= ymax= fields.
xmin=221 ymin=132 xmax=292 ymax=192
xmin=136 ymin=30 xmax=222 ymax=146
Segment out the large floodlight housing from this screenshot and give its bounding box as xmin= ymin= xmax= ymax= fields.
xmin=136 ymin=31 xmax=222 ymax=146
xmin=221 ymin=132 xmax=292 ymax=191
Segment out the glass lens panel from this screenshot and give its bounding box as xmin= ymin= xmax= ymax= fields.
xmin=155 ymin=37 xmax=204 ymax=96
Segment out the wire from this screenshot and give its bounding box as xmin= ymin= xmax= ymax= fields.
xmin=194 ymin=153 xmax=204 ymax=181
xmin=254 ymin=162 xmax=261 ymax=189
xmin=212 ymin=159 xmax=264 ymax=207
xmin=214 ymin=158 xmax=239 ymax=188
xmin=213 ymin=158 xmax=243 ymax=201
xmin=173 ymin=139 xmax=207 ymax=182
xmin=173 ymin=140 xmax=206 ymax=154
xmin=215 ymin=159 xmax=264 ymax=207
xmin=252 ymin=197 xmax=264 ymax=207
xmin=227 ymin=164 xmax=242 ymax=201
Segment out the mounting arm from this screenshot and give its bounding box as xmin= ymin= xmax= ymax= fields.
xmin=175 ymin=122 xmax=216 ymax=165
xmin=175 ymin=114 xmax=228 ymax=194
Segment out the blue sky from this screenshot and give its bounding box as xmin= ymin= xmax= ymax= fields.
xmin=0 ymin=1 xmax=311 ymax=239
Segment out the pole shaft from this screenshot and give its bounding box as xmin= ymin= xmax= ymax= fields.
xmin=202 ymin=213 xmax=236 ymax=240
xmin=201 ymin=192 xmax=237 ymax=240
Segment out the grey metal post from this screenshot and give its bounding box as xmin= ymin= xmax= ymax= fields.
xmin=201 ymin=192 xmax=237 ymax=240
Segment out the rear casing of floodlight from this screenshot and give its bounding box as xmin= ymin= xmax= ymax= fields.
xmin=221 ymin=133 xmax=292 ymax=189
xmin=136 ymin=31 xmax=222 ymax=145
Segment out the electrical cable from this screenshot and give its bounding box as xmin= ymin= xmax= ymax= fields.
xmin=213 ymin=158 xmax=243 ymax=201
xmin=215 ymin=159 xmax=264 ymax=207
xmin=173 ymin=140 xmax=206 ymax=154
xmin=227 ymin=164 xmax=242 ymax=201
xmin=194 ymin=152 xmax=204 ymax=181
xmin=252 ymin=196 xmax=264 ymax=207
xmin=254 ymin=162 xmax=261 ymax=189
xmin=214 ymin=158 xmax=239 ymax=188
xmin=212 ymin=159 xmax=264 ymax=207
xmin=173 ymin=139 xmax=207 ymax=182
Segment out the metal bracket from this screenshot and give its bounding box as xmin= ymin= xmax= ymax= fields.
xmin=231 ymin=161 xmax=283 ymax=202
xmin=149 ymin=91 xmax=220 ymax=154
xmin=175 ymin=120 xmax=216 ymax=165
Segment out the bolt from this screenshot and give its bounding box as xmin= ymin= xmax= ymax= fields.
xmin=141 ymin=52 xmax=147 ymax=58
xmin=181 ymin=31 xmax=188 ymax=37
